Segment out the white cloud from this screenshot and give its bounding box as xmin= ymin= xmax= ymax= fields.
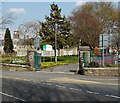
xmin=8 ymin=8 xmax=25 ymax=14
xmin=76 ymin=1 xmax=86 ymax=6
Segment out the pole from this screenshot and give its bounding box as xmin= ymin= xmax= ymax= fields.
xmin=78 ymin=39 xmax=84 ymax=74
xmin=50 ymin=51 xmax=52 ymax=62
xmin=55 ymin=22 xmax=57 ymax=62
xmin=102 ymin=35 xmax=105 ymax=66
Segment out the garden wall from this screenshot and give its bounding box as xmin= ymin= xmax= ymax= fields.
xmin=83 ymin=67 xmax=119 ymax=76
xmin=0 ymin=63 xmax=31 ymax=71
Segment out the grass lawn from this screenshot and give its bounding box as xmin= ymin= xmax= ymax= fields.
xmin=41 ymin=56 xmax=78 ymax=69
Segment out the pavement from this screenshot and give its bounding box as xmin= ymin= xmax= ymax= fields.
xmin=40 ymin=63 xmax=78 ymax=74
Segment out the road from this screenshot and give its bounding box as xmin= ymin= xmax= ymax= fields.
xmin=0 ymin=66 xmax=120 ymax=102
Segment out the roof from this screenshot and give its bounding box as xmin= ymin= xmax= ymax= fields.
xmin=79 ymin=46 xmax=90 ymax=51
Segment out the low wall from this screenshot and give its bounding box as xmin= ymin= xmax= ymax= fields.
xmin=84 ymin=67 xmax=120 ymax=76
xmin=0 ymin=63 xmax=31 ymax=71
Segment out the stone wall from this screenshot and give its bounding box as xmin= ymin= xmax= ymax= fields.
xmin=84 ymin=67 xmax=119 ymax=76
xmin=0 ymin=63 xmax=31 ymax=71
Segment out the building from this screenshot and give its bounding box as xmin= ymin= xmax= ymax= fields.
xmin=0 ymin=29 xmax=91 ymax=57
xmin=13 ymin=30 xmax=33 ymax=56
xmin=0 ymin=40 xmax=4 ymax=55
xmin=0 ymin=30 xmax=33 ymax=56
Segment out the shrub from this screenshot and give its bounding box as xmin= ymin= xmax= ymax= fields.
xmin=89 ymin=62 xmax=99 ymax=67
xmin=106 ymin=64 xmax=120 ymax=67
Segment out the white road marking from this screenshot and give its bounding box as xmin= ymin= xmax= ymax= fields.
xmin=106 ymin=95 xmax=120 ymax=99
xmin=69 ymin=88 xmax=81 ymax=91
xmin=86 ymin=90 xmax=93 ymax=94
xmin=69 ymin=88 xmax=77 ymax=90
xmin=0 ymin=92 xmax=26 ymax=102
xmin=1 ymin=76 xmax=119 ymax=100
xmin=70 ymin=88 xmax=78 ymax=91
xmin=46 ymin=83 xmax=52 ymax=86
xmin=32 ymin=81 xmax=37 ymax=83
xmin=69 ymin=87 xmax=74 ymax=90
xmin=92 ymin=92 xmax=100 ymax=95
xmin=42 ymin=83 xmax=47 ymax=85
xmin=56 ymin=85 xmax=66 ymax=88
xmin=78 ymin=89 xmax=82 ymax=91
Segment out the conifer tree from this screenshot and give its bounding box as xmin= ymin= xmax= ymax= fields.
xmin=40 ymin=3 xmax=72 ymax=49
xmin=4 ymin=28 xmax=14 ymax=54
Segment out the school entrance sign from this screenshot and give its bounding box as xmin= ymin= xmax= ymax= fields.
xmin=43 ymin=44 xmax=53 ymax=51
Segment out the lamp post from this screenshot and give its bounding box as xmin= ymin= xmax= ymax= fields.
xmin=55 ymin=22 xmax=57 ymax=62
xmin=54 ymin=19 xmax=63 ymax=62
xmin=102 ymin=34 xmax=105 ymax=66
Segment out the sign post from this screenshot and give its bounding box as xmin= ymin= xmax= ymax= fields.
xmin=28 ymin=51 xmax=34 ymax=69
xmin=43 ymin=44 xmax=53 ymax=62
xmin=99 ymin=34 xmax=109 ymax=66
xmin=43 ymin=44 xmax=52 ymax=51
xmin=34 ymin=36 xmax=41 ymax=70
xmin=34 ymin=36 xmax=40 ymax=49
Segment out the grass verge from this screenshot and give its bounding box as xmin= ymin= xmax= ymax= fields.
xmin=1 ymin=55 xmax=78 ymax=69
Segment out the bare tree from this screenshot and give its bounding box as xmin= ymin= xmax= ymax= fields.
xmin=69 ymin=2 xmax=118 ymax=50
xmin=18 ymin=21 xmax=41 ymax=38
xmin=18 ymin=21 xmax=41 ymax=46
xmin=70 ymin=10 xmax=102 ymax=50
xmin=110 ymin=34 xmax=120 ymax=54
xmin=0 ymin=12 xmax=15 ymax=30
xmin=0 ymin=9 xmax=16 ymax=38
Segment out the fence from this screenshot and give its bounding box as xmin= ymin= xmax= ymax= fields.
xmin=80 ymin=51 xmax=119 ymax=66
xmin=92 ymin=54 xmax=118 ymax=66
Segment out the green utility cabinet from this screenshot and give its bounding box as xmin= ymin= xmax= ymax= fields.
xmin=83 ymin=52 xmax=89 ymax=67
xmin=34 ymin=52 xmax=41 ymax=69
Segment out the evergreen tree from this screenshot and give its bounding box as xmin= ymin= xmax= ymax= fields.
xmin=4 ymin=28 xmax=14 ymax=54
xmin=39 ymin=3 xmax=72 ymax=50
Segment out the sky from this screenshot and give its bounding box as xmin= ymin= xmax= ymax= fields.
xmin=0 ymin=0 xmax=119 ymax=39
xmin=2 ymin=2 xmax=76 ymax=30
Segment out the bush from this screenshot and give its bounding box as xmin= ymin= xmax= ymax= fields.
xmin=89 ymin=62 xmax=99 ymax=67
xmin=106 ymin=64 xmax=120 ymax=67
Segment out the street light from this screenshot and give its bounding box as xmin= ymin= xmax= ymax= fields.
xmin=55 ymin=22 xmax=57 ymax=62
xmin=54 ymin=19 xmax=63 ymax=62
